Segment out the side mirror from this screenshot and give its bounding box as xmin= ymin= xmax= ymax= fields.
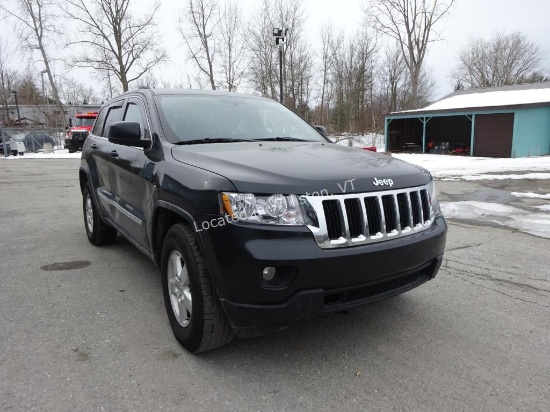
xmin=108 ymin=121 xmax=150 ymax=148
xmin=315 ymin=125 xmax=328 ymax=137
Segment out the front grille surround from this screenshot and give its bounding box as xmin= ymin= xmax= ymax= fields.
xmin=72 ymin=131 xmax=89 ymax=141
xmin=304 ymin=183 xmax=435 ymax=249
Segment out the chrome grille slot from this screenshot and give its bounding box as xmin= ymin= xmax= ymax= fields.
xmin=322 ymin=200 xmax=344 ymax=240
xmin=397 ymin=193 xmax=410 ymax=229
xmin=381 ymin=195 xmax=397 ymax=233
xmin=303 ymin=183 xmax=436 ymax=249
xmin=410 ymin=191 xmax=422 ymax=226
xmin=344 ymin=198 xmax=363 ymax=238
xmin=364 ymin=197 xmax=381 ymax=236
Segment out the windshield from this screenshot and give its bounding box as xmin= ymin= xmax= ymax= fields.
xmin=73 ymin=117 xmax=96 ymax=127
xmin=155 ymin=94 xmax=327 ymax=144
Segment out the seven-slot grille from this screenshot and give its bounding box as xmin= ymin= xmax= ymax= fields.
xmin=304 ymin=184 xmax=434 ymax=249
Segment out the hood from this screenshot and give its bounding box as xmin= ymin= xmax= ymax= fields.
xmin=171 ymin=142 xmax=431 ymax=194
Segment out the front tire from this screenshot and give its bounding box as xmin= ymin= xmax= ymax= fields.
xmin=82 ymin=184 xmax=117 ymax=245
xmin=161 ymin=223 xmax=233 ymax=353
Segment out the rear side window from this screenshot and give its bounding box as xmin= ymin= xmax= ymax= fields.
xmin=101 ymin=106 xmax=123 ymax=137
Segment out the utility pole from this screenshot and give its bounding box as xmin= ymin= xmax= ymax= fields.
xmin=40 ymin=70 xmax=47 ymax=125
xmin=272 ymin=28 xmax=287 ymax=104
xmin=11 ymin=90 xmax=20 ymax=123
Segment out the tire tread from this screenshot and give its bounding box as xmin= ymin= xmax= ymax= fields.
xmin=83 ymin=184 xmax=117 ymax=246
xmin=164 ymin=224 xmax=233 ymax=353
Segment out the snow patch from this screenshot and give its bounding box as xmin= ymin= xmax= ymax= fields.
xmin=511 ymin=192 xmax=550 ymax=200
xmin=2 ymin=149 xmax=82 ymax=160
xmin=392 ymin=154 xmax=550 ymax=180
xmin=460 ymin=173 xmax=550 ymax=181
xmin=441 ymin=201 xmax=550 ymax=239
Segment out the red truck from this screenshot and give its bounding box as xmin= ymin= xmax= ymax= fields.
xmin=65 ymin=112 xmax=98 ymax=153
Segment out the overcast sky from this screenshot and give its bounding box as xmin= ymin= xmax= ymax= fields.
xmin=2 ymin=0 xmax=549 ymax=101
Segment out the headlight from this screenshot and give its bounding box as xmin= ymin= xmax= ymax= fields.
xmin=222 ymin=192 xmax=312 ymax=225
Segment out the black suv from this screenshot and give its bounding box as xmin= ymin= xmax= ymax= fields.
xmin=80 ymin=89 xmax=447 ymax=352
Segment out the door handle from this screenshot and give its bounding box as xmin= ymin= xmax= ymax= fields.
xmin=110 ymin=150 xmax=119 ymax=158
xmin=90 ymin=143 xmax=97 ymax=149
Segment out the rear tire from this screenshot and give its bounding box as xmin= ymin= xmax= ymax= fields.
xmin=82 ymin=184 xmax=117 ymax=245
xmin=161 ymin=223 xmax=233 ymax=353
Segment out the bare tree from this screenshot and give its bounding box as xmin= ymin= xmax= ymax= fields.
xmin=1 ymin=0 xmax=67 ymax=127
xmin=218 ymin=0 xmax=246 ymax=91
xmin=135 ymin=71 xmax=159 ymax=89
xmin=379 ymin=44 xmax=408 ymax=112
xmin=369 ymin=45 xmax=435 ymax=132
xmin=0 ymin=37 xmax=17 ymax=125
xmin=270 ymin=0 xmax=313 ymax=116
xmin=452 ymin=31 xmax=547 ymax=89
xmin=369 ymin=0 xmax=454 ymax=109
xmin=59 ymin=77 xmax=98 ymax=105
xmin=316 ymin=24 xmax=334 ymax=126
xmin=178 ymin=0 xmax=218 ymax=90
xmin=329 ymin=28 xmax=377 ymax=135
xmin=15 ymin=72 xmax=43 ymax=104
xmin=64 ymin=0 xmax=167 ymax=92
xmin=246 ymin=0 xmax=313 ymax=117
xmin=246 ymin=3 xmax=278 ymax=99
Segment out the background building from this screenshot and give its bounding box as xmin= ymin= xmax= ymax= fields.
xmin=385 ymin=83 xmax=550 ymax=158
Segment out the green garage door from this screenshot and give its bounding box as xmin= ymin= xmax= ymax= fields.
xmin=474 ymin=113 xmax=514 ymax=157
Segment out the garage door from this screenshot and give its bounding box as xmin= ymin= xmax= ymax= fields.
xmin=474 ymin=113 xmax=514 ymax=157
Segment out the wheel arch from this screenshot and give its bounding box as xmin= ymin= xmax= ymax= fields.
xmin=151 ymin=202 xmax=226 ymax=300
xmin=79 ymin=168 xmax=89 ymax=191
xmin=152 ymin=201 xmax=200 ymax=268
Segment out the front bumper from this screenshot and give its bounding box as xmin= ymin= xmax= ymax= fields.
xmin=65 ymin=139 xmax=82 ymax=151
xmin=65 ymin=134 xmax=88 ymax=151
xmin=201 ymin=214 xmax=447 ymax=337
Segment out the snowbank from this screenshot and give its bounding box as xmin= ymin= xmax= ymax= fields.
xmin=392 ymin=153 xmax=550 ymax=179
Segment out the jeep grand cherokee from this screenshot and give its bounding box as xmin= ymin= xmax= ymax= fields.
xmin=79 ymin=89 xmax=447 ymax=353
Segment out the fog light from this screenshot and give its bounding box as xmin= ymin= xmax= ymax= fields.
xmin=262 ymin=266 xmax=276 ymax=281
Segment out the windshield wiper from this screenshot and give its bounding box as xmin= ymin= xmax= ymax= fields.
xmin=253 ymin=137 xmax=308 ymax=142
xmin=174 ymin=138 xmax=254 ymax=145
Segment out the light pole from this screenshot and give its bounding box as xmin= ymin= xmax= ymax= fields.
xmin=273 ymin=28 xmax=287 ymax=104
xmin=11 ymin=90 xmax=21 ymax=123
